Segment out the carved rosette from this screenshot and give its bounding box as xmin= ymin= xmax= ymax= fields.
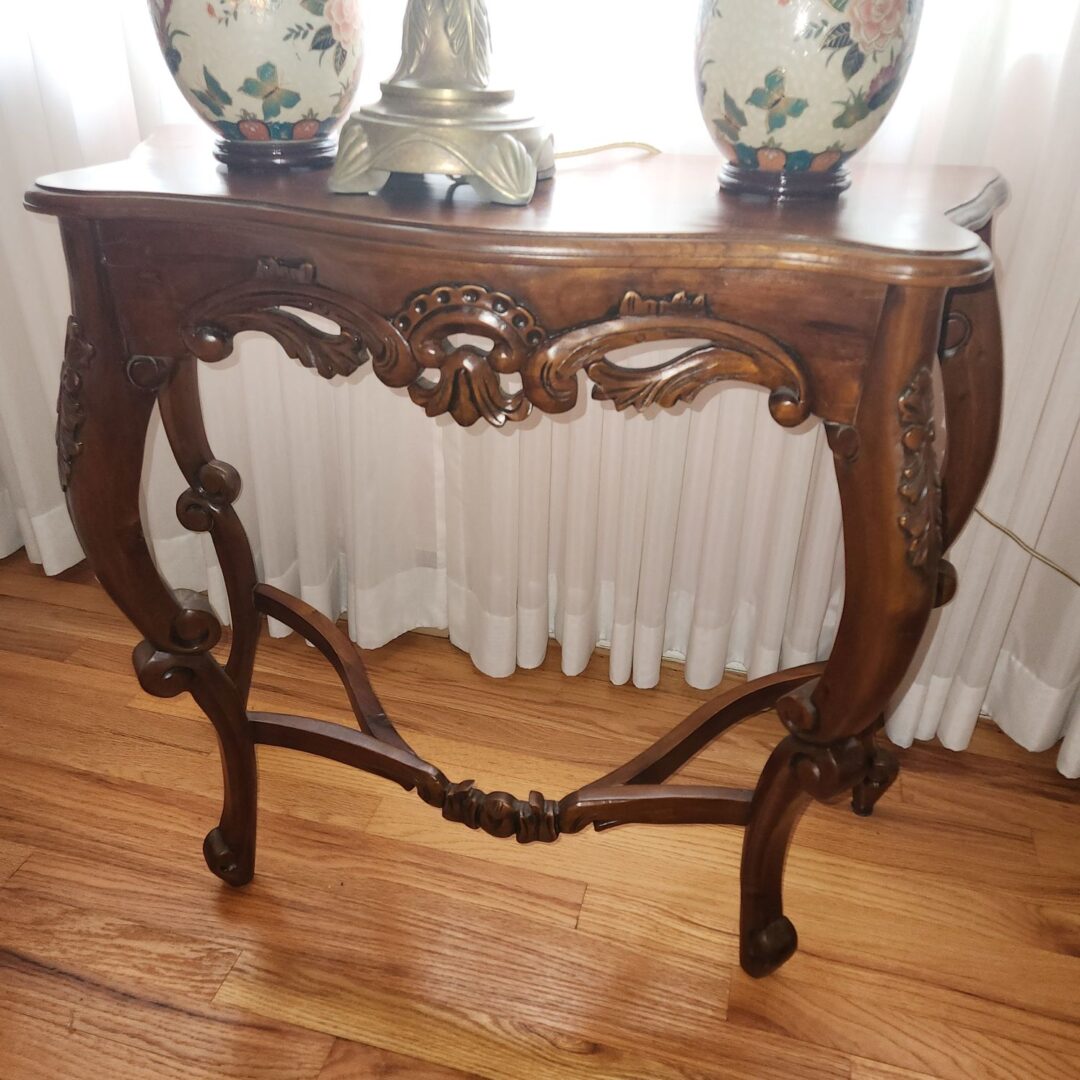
xmin=180 ymin=262 xmax=812 ymax=431
xmin=393 ymin=284 xmax=543 ymax=426
xmin=897 ymin=366 xmax=941 ymax=570
xmin=56 ymin=317 xmax=95 ymax=491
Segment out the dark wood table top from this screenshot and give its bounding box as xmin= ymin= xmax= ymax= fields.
xmin=27 ymin=127 xmax=1004 ymax=285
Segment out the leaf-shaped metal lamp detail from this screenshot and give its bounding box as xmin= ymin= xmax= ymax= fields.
xmin=444 ymin=0 xmax=491 ymax=87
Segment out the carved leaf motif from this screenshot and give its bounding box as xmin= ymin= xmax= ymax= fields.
xmin=56 ymin=317 xmax=95 ymax=491
xmin=254 ymin=310 xmax=372 ymax=379
xmin=897 ymin=366 xmax=940 ymax=570
xmin=586 ymin=347 xmax=746 ymax=410
xmin=391 ymin=0 xmax=437 ymax=81
xmin=409 ymin=351 xmax=529 ymax=428
xmin=443 ymin=0 xmax=491 ymax=86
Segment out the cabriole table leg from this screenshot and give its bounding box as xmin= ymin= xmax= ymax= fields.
xmin=740 ymin=284 xmax=949 ymax=977
xmin=56 ymin=219 xmax=258 ymax=886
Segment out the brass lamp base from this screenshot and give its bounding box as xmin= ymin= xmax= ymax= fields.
xmin=330 ymin=82 xmax=554 ymax=206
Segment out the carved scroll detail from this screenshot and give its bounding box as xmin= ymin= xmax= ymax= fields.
xmin=529 ymin=289 xmax=812 ymax=428
xmin=182 ymin=258 xmax=411 ymax=382
xmin=176 ymin=460 xmax=243 ymax=534
xmin=790 ymin=735 xmax=869 ymax=803
xmin=897 ymin=366 xmax=940 ymax=569
xmin=56 ymin=317 xmax=95 ymax=491
xmin=127 ymin=354 xmax=176 ymax=391
xmin=181 ymin=266 xmax=812 ymax=430
xmin=940 ymin=310 xmax=973 ymax=359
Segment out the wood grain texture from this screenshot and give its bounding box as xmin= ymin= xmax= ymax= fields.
xmin=26 ymin=132 xmax=1003 ymax=285
xmin=0 ymin=550 xmax=1078 ymax=1078
xmin=317 ymin=1039 xmax=478 ymax=1080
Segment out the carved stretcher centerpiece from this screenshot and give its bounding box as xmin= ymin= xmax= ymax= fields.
xmin=27 ymin=138 xmax=1005 ymax=981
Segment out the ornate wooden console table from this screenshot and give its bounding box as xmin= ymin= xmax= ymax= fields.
xmin=26 ymin=135 xmax=1005 ymax=979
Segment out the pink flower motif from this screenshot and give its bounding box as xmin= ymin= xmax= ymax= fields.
xmin=849 ymin=0 xmax=906 ymax=54
xmin=325 ymin=0 xmax=360 ymax=49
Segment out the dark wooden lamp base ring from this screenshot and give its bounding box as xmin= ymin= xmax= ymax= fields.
xmin=213 ymin=136 xmax=337 ymax=172
xmin=720 ymin=163 xmax=852 ymax=200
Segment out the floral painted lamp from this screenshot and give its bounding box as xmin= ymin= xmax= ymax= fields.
xmin=697 ymin=0 xmax=923 ymax=198
xmin=148 ymin=0 xmax=363 ymax=168
xmin=329 ymin=0 xmax=554 ymax=206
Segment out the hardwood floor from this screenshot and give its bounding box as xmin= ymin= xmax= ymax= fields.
xmin=0 ymin=549 xmax=1077 ymax=1080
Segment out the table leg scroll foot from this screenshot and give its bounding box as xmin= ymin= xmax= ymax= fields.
xmin=742 ymin=916 xmax=799 ymax=979
xmin=739 ymin=735 xmax=812 ymax=978
xmin=852 ymin=742 xmax=900 ymax=817
xmin=739 ymin=733 xmax=869 ymax=977
xmin=203 ymin=826 xmax=253 ymax=887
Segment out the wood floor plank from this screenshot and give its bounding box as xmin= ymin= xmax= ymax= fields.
xmin=784 ymin=899 xmax=1080 ymax=1026
xmin=0 ymin=763 xmax=585 ymax=936
xmin=851 ymin=1060 xmax=944 ymax=1080
xmin=898 ymin=754 xmax=1080 ymax=840
xmin=0 ymin=551 xmax=1077 ymax=1079
xmin=0 ymin=591 xmax=138 ymax=648
xmin=575 ymin=881 xmax=739 ymax=964
xmin=0 ymin=950 xmax=334 ymax=1080
xmin=365 ymin=786 xmax=747 ymax=928
xmin=216 ymin=947 xmax=850 ymax=1080
xmin=0 ymin=562 xmax=115 ymax=614
xmin=0 ymin=1007 xmax=211 ymax=1080
xmin=1033 ymin=828 xmax=1080 ymax=881
xmin=209 ymin=889 xmax=733 ymax=1066
xmin=1035 ymin=906 xmax=1080 ymax=956
xmin=0 ymin=655 xmax=389 ymax=833
xmin=0 ymin=886 xmax=239 ymax=1005
xmin=317 ymin=1038 xmax=480 ymax=1079
xmin=727 ymin=952 xmax=1080 ymax=1080
xmin=0 ymin=837 xmax=33 ymax=883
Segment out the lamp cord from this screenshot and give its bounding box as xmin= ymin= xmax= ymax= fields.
xmin=554 ymin=142 xmax=662 ymax=160
xmin=973 ymin=508 xmax=1079 ymax=588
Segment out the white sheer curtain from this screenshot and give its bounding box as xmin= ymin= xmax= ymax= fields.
xmin=1 ymin=0 xmax=1078 ymax=775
